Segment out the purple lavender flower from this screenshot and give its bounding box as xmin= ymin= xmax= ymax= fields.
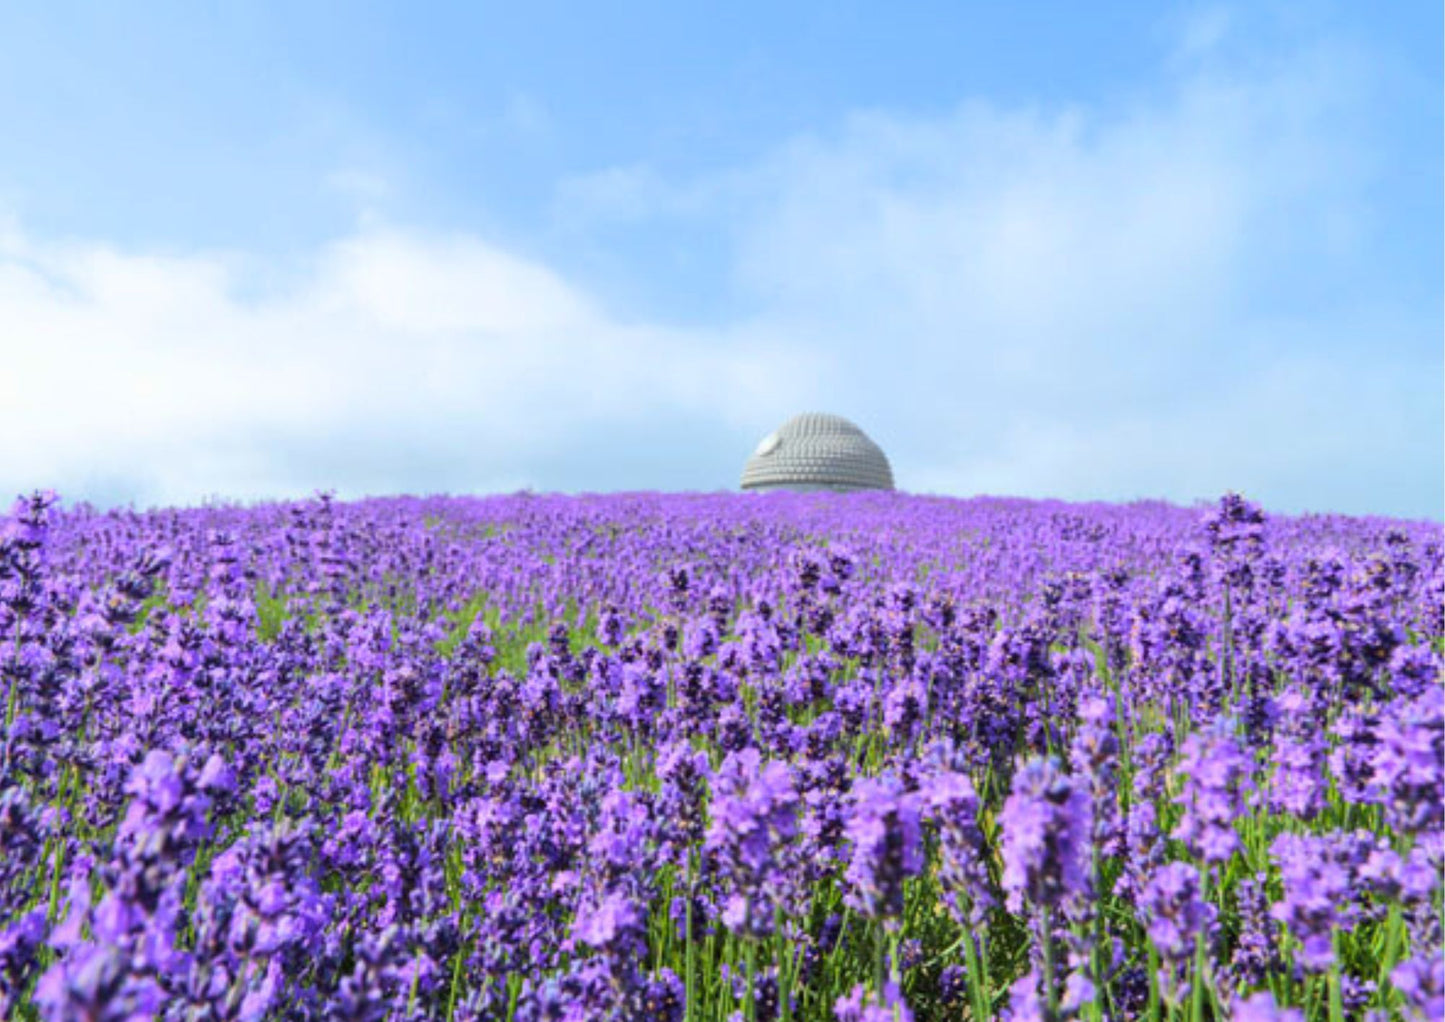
xmin=1068 ymin=691 xmax=1121 ymax=862
xmin=0 ymin=907 xmax=46 ymax=1016
xmin=842 ymin=774 xmax=924 ymax=925
xmin=656 ymin=739 xmax=710 ymax=865
xmin=1228 ymin=875 xmax=1280 ymax=988
xmin=1115 ymin=731 xmax=1171 ymax=904
xmin=1329 ymin=708 xmax=1385 ymax=805
xmin=1269 ymin=832 xmax=1354 ymax=972
xmin=1139 ymin=862 xmax=1216 ymax=962
xmin=0 ymin=485 xmax=1434 ymax=1018
xmin=938 ymin=963 xmax=967 ymax=1007
xmin=1391 ymin=951 xmax=1444 ymax=1022
xmin=1267 ymin=688 xmax=1327 ymax=820
xmin=32 ymin=943 xmax=166 ymax=1022
xmin=834 ymin=979 xmax=914 ymax=1022
xmin=193 ymin=817 xmax=329 ymax=1015
xmin=920 ymin=767 xmax=995 ymax=925
xmin=116 ymin=748 xmax=215 ymax=857
xmin=1232 ymin=991 xmax=1306 ymax=1022
xmin=882 ymin=673 xmax=927 ymax=742
xmin=1172 ymin=720 xmax=1253 ymax=865
xmin=571 ymin=892 xmax=644 ymax=955
xmin=638 ymin=968 xmax=687 ymax=1022
xmin=1371 ymin=690 xmax=1444 ymax=836
xmin=998 ymin=757 xmax=1091 ymax=916
xmin=705 ymin=748 xmax=800 ymax=937
xmin=1003 ymin=966 xmax=1046 ymax=1021
xmin=1203 ymin=493 xmax=1267 ymax=593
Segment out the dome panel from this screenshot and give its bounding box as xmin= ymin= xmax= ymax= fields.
xmin=740 ymin=413 xmax=893 ymax=493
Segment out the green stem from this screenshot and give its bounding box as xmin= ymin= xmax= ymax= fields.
xmin=745 ymin=937 xmax=758 ymax=1022
xmin=1041 ymin=906 xmax=1058 ymax=1022
xmin=446 ymin=942 xmax=466 ymax=1020
xmin=777 ymin=904 xmax=792 ymax=1022
xmin=875 ymin=926 xmax=887 ymax=1002
xmin=1146 ymin=942 xmax=1161 ymax=1022
xmin=2 ymin=620 xmax=21 ymax=773
xmin=1191 ymin=870 xmax=1213 ymax=1021
xmin=1327 ymin=931 xmax=1345 ymax=1022
xmin=685 ymin=855 xmax=696 ymax=1022
xmin=961 ymin=926 xmax=992 ymax=1022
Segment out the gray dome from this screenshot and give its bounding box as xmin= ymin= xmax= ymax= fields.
xmin=741 ymin=413 xmax=894 ymax=493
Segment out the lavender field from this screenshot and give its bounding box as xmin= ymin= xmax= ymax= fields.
xmin=0 ymin=490 xmax=1440 ymax=1021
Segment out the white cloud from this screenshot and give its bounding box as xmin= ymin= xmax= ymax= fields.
xmin=1171 ymin=6 xmax=1235 ymax=61
xmin=0 ymin=224 xmax=829 ymax=506
xmin=549 ymin=28 xmax=1435 ymax=515
xmin=1 ymin=15 xmax=1437 ymax=517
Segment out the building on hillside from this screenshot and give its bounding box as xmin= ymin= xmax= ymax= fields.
xmin=740 ymin=412 xmax=894 ymax=493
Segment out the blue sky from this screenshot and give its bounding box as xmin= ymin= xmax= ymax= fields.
xmin=0 ymin=1 xmax=1439 ymax=517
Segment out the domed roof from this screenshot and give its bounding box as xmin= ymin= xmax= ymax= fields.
xmin=741 ymin=413 xmax=894 ymax=493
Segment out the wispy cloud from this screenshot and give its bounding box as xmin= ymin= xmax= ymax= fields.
xmin=0 ymin=223 xmax=828 ymax=506
xmin=0 ymin=13 xmax=1437 ymax=516
xmin=552 ymin=22 xmax=1438 ymax=516
xmin=324 ymin=169 xmax=393 ymax=205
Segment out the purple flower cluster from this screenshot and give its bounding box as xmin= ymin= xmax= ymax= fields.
xmin=1269 ymin=829 xmax=1438 ymax=975
xmin=842 ymin=774 xmax=923 ymax=926
xmin=0 ymin=489 xmax=1437 ymax=1020
xmin=1172 ymin=720 xmax=1253 ymax=866
xmin=999 ymin=757 xmax=1092 ymax=917
xmin=705 ymin=747 xmax=801 ymax=938
xmin=834 ymin=979 xmax=914 ymax=1022
xmin=921 ymin=764 xmax=994 ymax=927
xmin=1140 ymin=862 xmax=1216 ymax=962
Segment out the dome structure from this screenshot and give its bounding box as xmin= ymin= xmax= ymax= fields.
xmin=741 ymin=413 xmax=894 ymax=493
